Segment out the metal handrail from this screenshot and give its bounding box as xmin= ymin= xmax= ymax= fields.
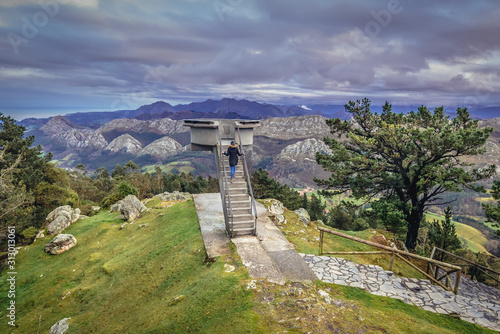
xmin=217 ymin=128 xmax=233 ymax=235
xmin=236 ymin=126 xmax=258 ymax=223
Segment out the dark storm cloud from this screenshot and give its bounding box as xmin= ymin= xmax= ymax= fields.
xmin=0 ymin=0 xmax=499 ymax=119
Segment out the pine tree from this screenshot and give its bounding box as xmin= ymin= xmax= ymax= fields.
xmin=301 ymin=193 xmax=309 ymax=211
xmin=315 ymin=99 xmax=496 ymax=249
xmin=428 ymin=205 xmax=462 ymax=260
xmin=309 ymin=194 xmax=326 ymax=222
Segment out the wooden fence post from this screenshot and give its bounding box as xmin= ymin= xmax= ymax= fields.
xmin=454 ymin=269 xmax=461 ymax=295
xmin=389 ymin=251 xmax=395 ymax=271
xmin=319 ymin=230 xmax=324 ymax=255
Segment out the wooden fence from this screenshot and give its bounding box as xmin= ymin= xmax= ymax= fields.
xmin=318 ymin=226 xmax=463 ymax=294
xmin=430 ymin=247 xmax=500 ymax=289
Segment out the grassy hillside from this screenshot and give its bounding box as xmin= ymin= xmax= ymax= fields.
xmin=142 ymin=161 xmax=195 ymax=174
xmin=0 ymin=201 xmax=259 ymax=333
xmin=425 ymin=212 xmax=491 ymax=254
xmin=0 ymin=199 xmax=495 ymax=333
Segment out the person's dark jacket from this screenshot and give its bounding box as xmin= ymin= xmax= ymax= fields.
xmin=224 ymin=145 xmax=243 ymax=167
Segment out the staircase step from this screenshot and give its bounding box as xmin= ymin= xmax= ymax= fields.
xmin=230 ymin=214 xmax=255 ymax=222
xmin=232 ymin=221 xmax=255 ymax=229
xmin=228 ymin=207 xmax=252 ymax=215
xmin=231 ymin=229 xmax=255 ymax=237
xmin=227 ymin=200 xmax=251 ymax=209
xmin=227 ymin=188 xmax=248 ymax=195
xmin=225 ymin=194 xmax=250 ymax=201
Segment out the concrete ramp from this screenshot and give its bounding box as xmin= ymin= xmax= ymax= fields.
xmin=255 ymin=202 xmax=318 ymax=282
xmin=231 ymin=236 xmax=285 ymax=285
xmin=193 ymin=193 xmax=231 ymax=259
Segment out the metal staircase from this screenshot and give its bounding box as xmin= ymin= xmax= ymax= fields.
xmin=216 ymin=128 xmax=257 ymax=237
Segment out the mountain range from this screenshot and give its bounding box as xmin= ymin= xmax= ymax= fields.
xmin=21 ymin=98 xmax=500 ymax=189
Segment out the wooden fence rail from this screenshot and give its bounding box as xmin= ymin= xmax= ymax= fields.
xmin=430 ymin=247 xmax=500 ymax=289
xmin=318 ymin=226 xmax=463 ymax=294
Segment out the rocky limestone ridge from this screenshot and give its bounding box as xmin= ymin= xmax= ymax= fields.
xmin=105 ymin=134 xmax=143 ymax=154
xmin=53 ymin=130 xmax=108 ymax=149
xmin=255 ymin=115 xmax=331 ymax=140
xmin=278 ymin=138 xmax=331 ymax=160
xmin=97 ymin=117 xmax=188 ymax=135
xmin=138 ymin=136 xmax=182 ymax=158
xmin=40 ymin=116 xmax=82 ymax=136
xmin=265 ymin=138 xmax=333 ymax=187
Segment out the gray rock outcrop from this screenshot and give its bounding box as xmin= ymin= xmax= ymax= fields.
xmin=295 ymin=208 xmax=311 ymax=225
xmin=40 ymin=116 xmax=108 ymax=149
xmin=265 ymin=199 xmax=285 ymax=215
xmin=138 ymin=136 xmax=182 ymax=158
xmin=49 ymin=317 xmax=71 ymax=334
xmin=154 ymin=191 xmax=192 ymax=201
xmin=279 ymin=138 xmax=332 ymax=160
xmin=46 ymin=206 xmax=81 ymax=235
xmin=105 ymin=134 xmax=143 ymax=154
xmin=255 ymin=115 xmax=331 ymax=140
xmin=263 ymin=199 xmax=287 ymax=224
xmin=44 ymin=234 xmax=77 ymax=255
xmin=34 ymin=230 xmax=45 ymax=242
xmin=41 ymin=116 xmax=79 ymax=136
xmin=118 ymin=195 xmax=148 ymax=222
xmin=54 ymin=130 xmax=108 ymax=149
xmin=98 ymin=117 xmax=187 ymax=135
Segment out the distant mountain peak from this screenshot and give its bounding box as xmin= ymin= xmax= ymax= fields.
xmin=40 ymin=115 xmax=81 ymax=136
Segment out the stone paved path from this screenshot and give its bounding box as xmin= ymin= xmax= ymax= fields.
xmin=301 ymin=254 xmax=500 ymax=332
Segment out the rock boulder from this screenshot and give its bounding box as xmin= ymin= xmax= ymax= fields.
xmin=120 ymin=195 xmax=148 ymax=222
xmin=50 ymin=317 xmax=71 ymax=334
xmin=265 ymin=199 xmax=285 ymax=215
xmin=154 ymin=191 xmax=192 ymax=201
xmin=45 ymin=234 xmax=77 ymax=255
xmin=295 ymin=208 xmax=311 ymax=225
xmin=46 ymin=206 xmax=80 ymax=235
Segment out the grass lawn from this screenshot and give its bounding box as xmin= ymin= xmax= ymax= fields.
xmin=1 ymin=198 xmax=496 ymax=333
xmin=0 ymin=201 xmax=260 ymax=333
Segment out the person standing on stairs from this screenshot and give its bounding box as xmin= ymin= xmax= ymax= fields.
xmin=224 ymin=140 xmax=244 ymax=183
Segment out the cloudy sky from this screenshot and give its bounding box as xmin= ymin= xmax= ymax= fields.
xmin=1 ymin=0 xmax=499 ymax=119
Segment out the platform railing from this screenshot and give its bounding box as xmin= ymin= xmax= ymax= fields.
xmin=216 ymin=128 xmax=233 ymax=235
xmin=236 ymin=126 xmax=258 ymax=227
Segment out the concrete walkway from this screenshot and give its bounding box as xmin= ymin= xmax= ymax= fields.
xmin=193 ymin=193 xmax=316 ymax=283
xmin=302 ymin=254 xmax=500 ymax=332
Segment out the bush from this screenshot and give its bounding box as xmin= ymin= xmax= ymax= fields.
xmin=20 ymin=226 xmax=39 ymax=244
xmin=118 ymin=181 xmax=138 ymax=199
xmin=100 ymin=193 xmax=120 ymax=209
xmin=79 ymin=202 xmax=98 ymax=217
